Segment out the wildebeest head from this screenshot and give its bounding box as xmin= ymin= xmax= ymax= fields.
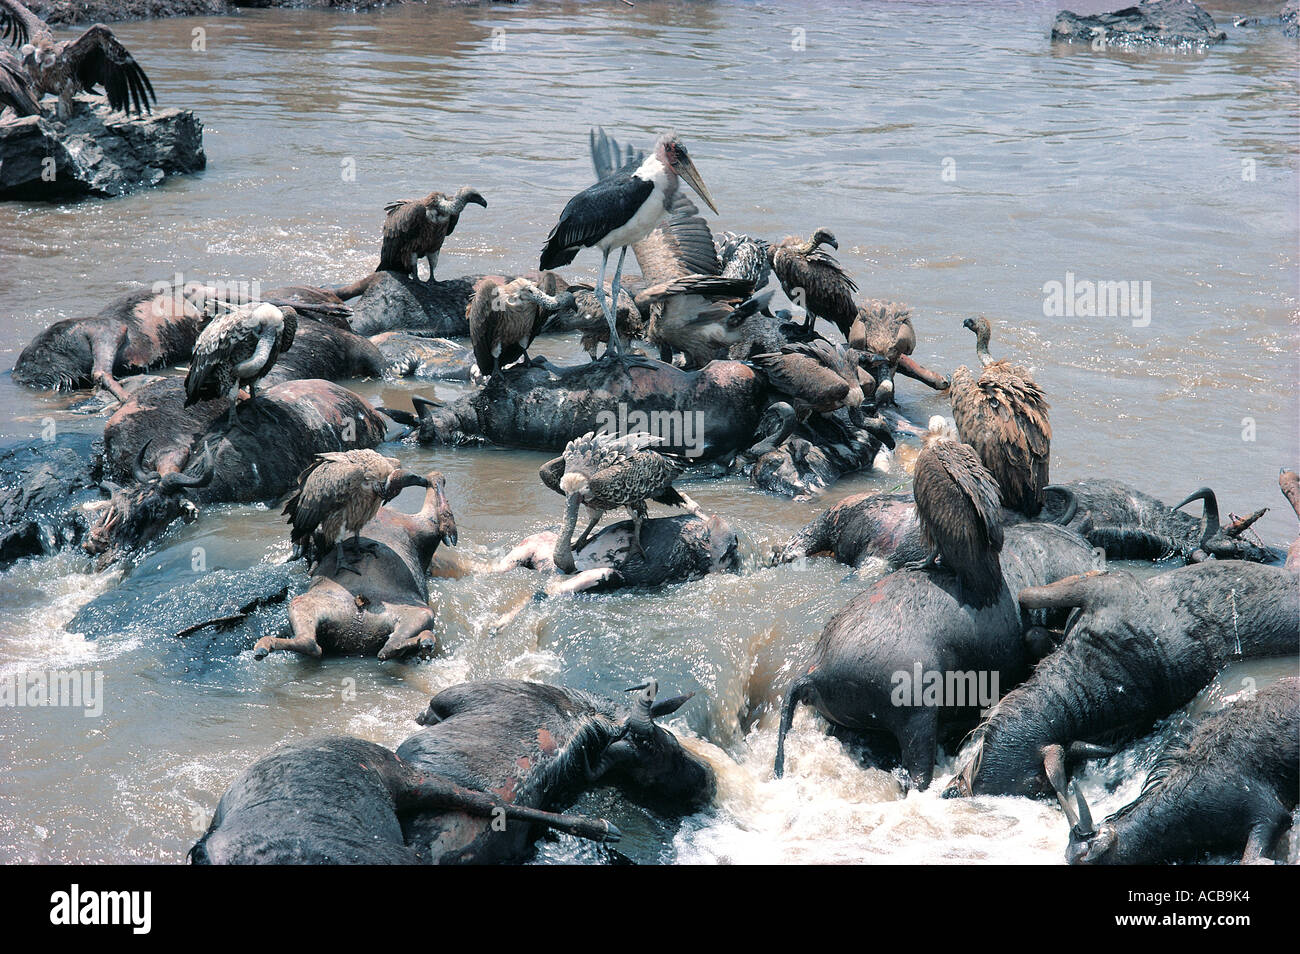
xmin=11 ymin=320 xmax=94 ymax=392
xmin=591 ymin=680 xmax=717 ymax=812
xmin=82 ymin=442 xmax=216 ymax=567
xmin=1171 ymin=487 xmax=1271 ymax=563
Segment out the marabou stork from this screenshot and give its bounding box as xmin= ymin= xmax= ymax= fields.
xmin=1 ymin=0 xmax=155 ymax=118
xmin=184 ymin=301 xmax=296 ymax=432
xmin=379 ymin=186 xmax=487 ymax=283
xmin=283 ymin=449 xmax=431 ymax=572
xmin=584 ymin=128 xmax=767 ymax=367
xmin=908 ymin=417 xmax=1005 ymax=607
xmin=949 ymin=316 xmax=1052 ymax=518
xmin=540 ymin=130 xmax=718 ymax=362
xmin=539 ymin=431 xmax=704 ymax=572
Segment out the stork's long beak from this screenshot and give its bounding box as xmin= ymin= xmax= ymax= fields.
xmin=676 ymin=156 xmax=718 ymax=215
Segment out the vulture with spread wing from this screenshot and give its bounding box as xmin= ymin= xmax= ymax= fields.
xmin=1 ymin=1 xmax=155 ymax=118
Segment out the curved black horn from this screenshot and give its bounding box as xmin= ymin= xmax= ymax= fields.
xmin=747 ymin=403 xmax=796 ymax=457
xmin=1171 ymin=487 xmax=1221 ymax=543
xmin=160 ymin=445 xmax=216 ymax=494
xmin=1071 ymin=782 xmax=1095 ymax=838
xmin=1045 ymin=485 xmax=1078 ymax=527
xmin=133 ymin=440 xmax=155 ymax=484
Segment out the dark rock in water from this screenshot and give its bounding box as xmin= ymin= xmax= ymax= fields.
xmin=0 ymin=94 xmax=205 ymax=200
xmin=1051 ymin=0 xmax=1226 ymax=47
xmin=0 ymin=433 xmax=101 ymax=568
xmin=66 ymin=554 xmax=305 ymax=667
xmin=25 ymin=1 xmax=398 ymax=26
xmin=1237 ymin=0 xmax=1300 ymax=36
xmin=346 ymin=271 xmax=486 ymax=336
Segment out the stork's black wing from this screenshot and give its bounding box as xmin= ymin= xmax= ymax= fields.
xmin=539 ymin=173 xmax=654 ymax=270
xmin=0 ymin=47 xmax=38 ymax=116
xmin=65 ymin=24 xmax=156 ymax=115
xmin=0 ymin=1 xmax=40 ymax=48
xmin=588 ymin=128 xmax=718 ymax=283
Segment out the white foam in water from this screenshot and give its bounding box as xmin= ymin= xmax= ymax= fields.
xmin=0 ymin=555 xmax=122 ymax=676
xmin=671 ymin=716 xmax=1070 ymax=865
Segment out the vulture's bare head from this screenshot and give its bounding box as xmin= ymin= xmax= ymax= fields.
xmin=380 ymin=468 xmax=431 ymax=502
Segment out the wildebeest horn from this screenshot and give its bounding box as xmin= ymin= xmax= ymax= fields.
xmin=1044 ymin=485 xmax=1078 ymax=526
xmin=411 ymin=395 xmax=442 ymax=419
xmin=1070 ymin=782 xmax=1095 ymax=838
xmin=133 ymin=441 xmax=155 ymax=483
xmin=1171 ymin=487 xmax=1221 ymax=544
xmin=622 ymin=680 xmax=658 ymax=738
xmin=651 ymin=691 xmax=695 ymax=717
xmin=160 ymin=444 xmax=215 ymax=494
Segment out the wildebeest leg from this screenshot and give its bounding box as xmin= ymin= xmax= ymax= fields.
xmin=252 ymin=593 xmax=335 ymax=659
xmin=895 ymin=354 xmax=950 ymax=392
xmin=1241 ymin=814 xmax=1287 ymax=864
xmin=898 ymin=710 xmax=938 ymax=790
xmin=393 ymin=772 xmax=621 ymax=844
xmin=89 ymin=330 xmax=130 ymax=403
xmin=545 ymin=567 xmax=618 ymax=595
xmin=376 ymin=603 xmax=438 ymax=661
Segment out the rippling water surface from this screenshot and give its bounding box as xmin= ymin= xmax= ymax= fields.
xmin=0 ymin=0 xmax=1296 ymax=864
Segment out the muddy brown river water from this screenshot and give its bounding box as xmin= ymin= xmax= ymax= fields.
xmin=0 ymin=0 xmax=1296 ymax=863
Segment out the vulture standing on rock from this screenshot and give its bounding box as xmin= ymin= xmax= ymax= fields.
xmin=184 ymin=302 xmax=296 ymax=432
xmin=540 ymin=431 xmax=704 ymax=572
xmin=466 ymin=275 xmax=575 ymax=378
xmin=284 ymin=450 xmax=431 ymax=571
xmin=908 ymin=417 xmax=1005 ymax=607
xmin=768 ymin=228 xmax=858 ymax=337
xmin=379 ymin=186 xmax=487 ymax=283
xmin=949 ymin=316 xmax=1052 ymax=517
xmin=0 ymin=0 xmax=156 ymax=117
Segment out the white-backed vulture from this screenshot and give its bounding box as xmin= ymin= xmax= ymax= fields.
xmin=949 ymin=315 xmax=1052 ymax=517
xmin=379 ymin=186 xmax=487 ymax=282
xmin=1 ymin=1 xmax=155 ymax=117
xmin=283 ymin=449 xmax=430 ymax=571
xmin=909 ymin=417 xmax=1004 ymax=607
xmin=184 ymin=302 xmax=296 ymax=431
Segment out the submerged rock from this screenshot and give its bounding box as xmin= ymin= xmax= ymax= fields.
xmin=1051 ymin=0 xmax=1226 ymax=47
xmin=0 ymin=433 xmax=101 ymax=568
xmin=0 ymin=94 xmax=205 ymax=200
